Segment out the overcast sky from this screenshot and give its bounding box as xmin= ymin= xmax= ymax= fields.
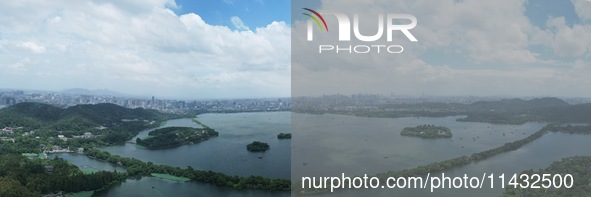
xmin=0 ymin=0 xmax=290 ymax=99
xmin=292 ymin=0 xmax=591 ymax=98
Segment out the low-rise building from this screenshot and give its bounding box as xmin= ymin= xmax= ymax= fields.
xmin=57 ymin=135 xmax=67 ymax=141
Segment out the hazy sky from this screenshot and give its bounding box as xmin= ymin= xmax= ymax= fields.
xmin=0 ymin=0 xmax=290 ymax=99
xmin=292 ymin=0 xmax=591 ymax=98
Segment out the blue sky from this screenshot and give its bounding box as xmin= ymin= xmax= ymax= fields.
xmin=525 ymin=0 xmax=580 ymax=28
xmin=0 ymin=0 xmax=291 ymax=99
xmin=174 ymin=0 xmax=290 ymax=30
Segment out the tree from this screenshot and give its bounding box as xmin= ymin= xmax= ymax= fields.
xmin=0 ymin=177 xmax=38 ymax=197
xmin=246 ymin=141 xmax=270 ymax=152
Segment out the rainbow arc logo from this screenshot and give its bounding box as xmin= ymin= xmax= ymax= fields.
xmin=302 ymin=8 xmax=328 ymax=32
xmin=302 ymin=7 xmax=417 ymax=54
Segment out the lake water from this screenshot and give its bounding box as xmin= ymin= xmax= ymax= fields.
xmin=292 ymin=113 xmax=546 ymax=178
xmin=55 ymin=112 xmax=591 ymax=196
xmin=291 ymin=113 xmax=591 ymax=196
xmin=49 ymin=153 xmax=126 ymax=173
xmin=100 ymin=112 xmax=291 ymax=179
xmin=50 ymin=153 xmax=289 ymax=197
xmin=303 ymin=132 xmax=591 ymax=197
xmin=49 ymin=154 xmax=289 ymax=197
xmin=57 ymin=112 xmax=290 ymax=197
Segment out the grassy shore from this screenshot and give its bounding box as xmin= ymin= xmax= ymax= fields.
xmin=22 ymin=153 xmax=39 ymax=157
xmin=81 ymin=169 xmax=99 ymax=175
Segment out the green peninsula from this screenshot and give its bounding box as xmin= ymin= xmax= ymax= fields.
xmin=136 ymin=126 xmax=218 ymax=149
xmin=401 ymin=124 xmax=452 ymax=138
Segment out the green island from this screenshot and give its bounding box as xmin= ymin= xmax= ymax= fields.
xmin=136 ymin=127 xmax=218 ymax=149
xmin=0 ymin=102 xmax=291 ymax=196
xmin=400 ymin=124 xmax=452 ymax=138
xmin=246 ymin=141 xmax=270 ymax=152
xmin=277 ymin=133 xmax=291 ymax=139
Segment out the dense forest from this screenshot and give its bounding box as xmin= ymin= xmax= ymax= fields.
xmin=0 ymin=102 xmax=187 ymax=145
xmin=246 ymin=141 xmax=270 ymax=152
xmin=0 ymin=148 xmax=291 ymax=196
xmin=0 ymin=154 xmax=125 ymax=197
xmin=136 ymin=126 xmax=219 ymax=149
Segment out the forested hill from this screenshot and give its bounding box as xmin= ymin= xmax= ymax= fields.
xmin=0 ymin=102 xmax=169 ymax=129
xmin=0 ymin=102 xmax=186 ymax=144
xmin=458 ymin=98 xmax=591 ymax=124
xmin=62 ymin=103 xmax=164 ymax=125
xmin=465 ymin=97 xmax=570 ymax=112
xmin=301 ymin=97 xmax=591 ymax=125
xmin=531 ymin=103 xmax=591 ymax=123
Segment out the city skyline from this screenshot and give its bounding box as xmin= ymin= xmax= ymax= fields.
xmin=0 ymin=88 xmax=291 ymax=114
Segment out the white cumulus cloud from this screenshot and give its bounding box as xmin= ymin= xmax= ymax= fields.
xmin=0 ymin=0 xmax=290 ymax=99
